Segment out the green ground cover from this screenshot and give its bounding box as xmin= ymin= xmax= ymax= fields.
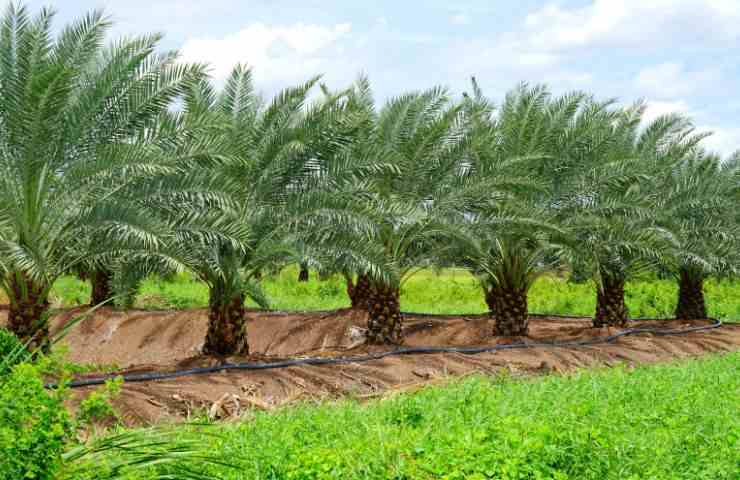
xmin=103 ymin=353 xmax=740 ymax=479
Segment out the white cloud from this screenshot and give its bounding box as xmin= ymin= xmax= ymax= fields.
xmin=517 ymin=52 xmax=561 ymax=68
xmin=494 ymin=1 xmax=739 ymax=157
xmin=635 ymin=62 xmax=719 ymax=99
xmin=180 ymin=22 xmax=357 ymax=91
xmin=699 ymin=126 xmax=740 ymax=156
xmin=445 ymin=0 xmax=737 ymax=96
xmin=642 ymin=100 xmax=692 ymax=124
xmin=524 ymin=0 xmax=740 ymax=51
xmin=449 ymin=36 xmax=558 ymax=76
xmin=446 ymin=34 xmax=591 ymax=94
xmin=548 ymin=71 xmax=594 ymax=87
xmin=450 ymin=13 xmax=471 ymax=25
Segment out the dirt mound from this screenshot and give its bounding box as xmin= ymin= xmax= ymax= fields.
xmin=2 ymin=307 xmax=739 ymax=425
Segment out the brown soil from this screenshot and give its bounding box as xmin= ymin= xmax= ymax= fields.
xmin=2 ymin=307 xmax=739 ymax=426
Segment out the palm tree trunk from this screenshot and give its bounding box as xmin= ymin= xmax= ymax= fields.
xmin=491 ymin=287 xmax=529 ymax=336
xmin=366 ymin=281 xmax=403 ymax=344
xmin=90 ymin=268 xmax=113 ymax=305
xmin=346 ymin=275 xmax=355 ymax=306
xmin=594 ymin=274 xmax=628 ymax=327
xmin=203 ymin=284 xmax=249 ymax=356
xmin=6 ymin=273 xmax=50 ymax=351
xmin=348 ymin=274 xmax=371 ymax=309
xmin=675 ymin=268 xmax=707 ymax=320
xmin=298 ymin=263 xmax=309 ymax=282
xmin=484 ymin=287 xmax=497 ymax=314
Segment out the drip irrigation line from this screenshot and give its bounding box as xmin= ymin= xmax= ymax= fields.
xmin=48 ymin=316 xmax=723 ymax=390
xmin=258 ymin=309 xmax=692 ymax=321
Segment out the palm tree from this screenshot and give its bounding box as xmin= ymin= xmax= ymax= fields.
xmin=558 ymin=104 xmax=707 ymax=327
xmin=656 ymin=149 xmax=740 ymax=319
xmin=461 ymin=216 xmax=564 ymax=336
xmin=159 ymin=66 xmax=370 ymax=356
xmin=458 ymin=82 xmax=586 ymax=336
xmin=331 ymin=78 xmax=474 ymax=344
xmin=72 ymin=252 xmax=131 ymax=306
xmin=0 ymin=4 xmax=202 ymax=348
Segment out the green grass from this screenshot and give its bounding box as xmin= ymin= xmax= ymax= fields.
xmin=33 ymin=267 xmax=740 ymax=321
xmin=111 ymin=353 xmax=739 ymax=479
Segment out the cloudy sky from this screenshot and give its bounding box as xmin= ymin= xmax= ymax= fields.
xmin=29 ymin=0 xmax=740 ymax=155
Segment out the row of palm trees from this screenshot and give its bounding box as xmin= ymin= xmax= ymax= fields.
xmin=1 ymin=5 xmax=738 ymax=355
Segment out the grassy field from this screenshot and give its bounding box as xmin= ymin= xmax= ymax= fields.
xmin=101 ymin=353 xmax=740 ymax=479
xmin=17 ymin=271 xmax=738 ymax=479
xmin=39 ymin=267 xmax=740 ymax=321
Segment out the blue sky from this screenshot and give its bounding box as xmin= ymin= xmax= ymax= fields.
xmin=31 ymin=0 xmax=740 ymax=154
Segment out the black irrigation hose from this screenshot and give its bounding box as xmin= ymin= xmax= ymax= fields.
xmin=49 ymin=316 xmax=724 ymax=390
xmin=258 ymin=309 xmax=693 ymax=321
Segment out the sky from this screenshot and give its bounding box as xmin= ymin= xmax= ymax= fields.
xmin=27 ymin=0 xmax=740 ymax=155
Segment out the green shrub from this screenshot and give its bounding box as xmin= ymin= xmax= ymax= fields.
xmin=0 ymin=363 xmax=72 ymax=480
xmin=285 ymin=448 xmax=349 ymax=480
xmin=317 ymin=282 xmax=342 ymax=300
xmin=77 ymin=377 xmax=123 ymax=426
xmin=51 ymin=276 xmax=91 ymax=307
xmin=0 ymin=327 xmax=28 ymax=376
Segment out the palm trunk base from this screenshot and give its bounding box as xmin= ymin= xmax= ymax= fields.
xmin=366 ymin=283 xmax=403 ymax=344
xmin=675 ymin=272 xmax=706 ymax=320
xmin=298 ymin=265 xmax=309 ymax=282
xmin=485 ymin=288 xmax=497 ymax=318
xmin=348 ymin=274 xmax=371 ymax=310
xmin=203 ymin=293 xmax=249 ymax=356
xmin=6 ymin=275 xmax=50 ymax=351
xmin=492 ymin=288 xmax=529 ymax=336
xmin=594 ymin=277 xmax=628 ymax=328
xmin=90 ymin=269 xmax=113 ymax=305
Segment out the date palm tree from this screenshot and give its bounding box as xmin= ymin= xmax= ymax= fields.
xmin=158 ymin=66 xmax=378 ymax=355
xmin=285 ymin=79 xmax=382 ymax=312
xmin=0 ymin=4 xmax=203 ymax=348
xmin=458 ymin=81 xmax=586 ymax=336
xmin=656 ymin=149 xmax=740 ymax=319
xmin=559 ymin=104 xmax=707 ymax=327
xmin=329 ymin=78 xmax=477 ymax=344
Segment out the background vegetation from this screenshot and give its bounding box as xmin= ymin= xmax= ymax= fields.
xmin=23 ymin=267 xmax=740 ymax=321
